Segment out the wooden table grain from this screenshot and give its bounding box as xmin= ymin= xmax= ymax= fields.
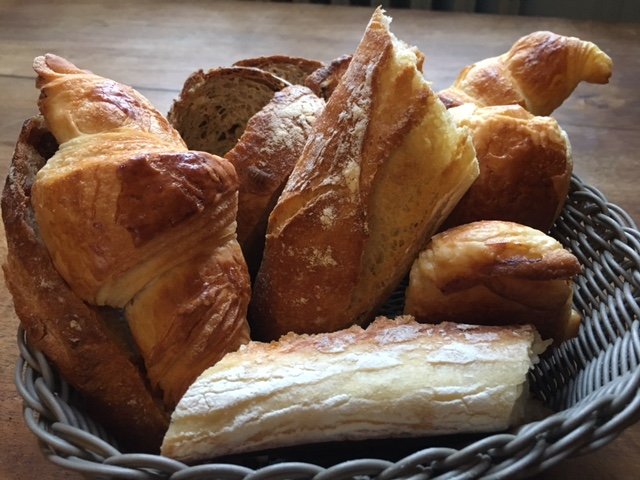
xmin=0 ymin=1 xmax=638 ymax=478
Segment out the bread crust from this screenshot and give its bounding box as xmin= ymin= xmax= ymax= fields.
xmin=162 ymin=316 xmax=546 ymax=462
xmin=304 ymin=54 xmax=353 ymax=100
xmin=2 ymin=117 xmax=168 ymax=452
xmin=233 ymin=55 xmax=324 ymax=85
xmin=224 ymin=85 xmax=325 ymax=276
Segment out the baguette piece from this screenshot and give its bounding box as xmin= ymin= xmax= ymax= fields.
xmin=250 ymin=8 xmax=478 ymax=340
xmin=161 ymin=316 xmax=547 ymax=462
xmin=224 ymin=85 xmax=325 ymax=276
xmin=438 ymin=31 xmax=613 ymax=116
xmin=441 ymin=103 xmax=573 ymax=233
xmin=168 ymin=67 xmax=289 ymax=156
xmin=405 ymin=220 xmax=582 ymax=343
xmin=2 ymin=116 xmax=168 ymax=452
xmin=233 ymin=55 xmax=324 ymax=85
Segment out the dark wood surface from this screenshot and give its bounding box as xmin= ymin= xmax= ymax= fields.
xmin=0 ymin=1 xmax=638 ymax=478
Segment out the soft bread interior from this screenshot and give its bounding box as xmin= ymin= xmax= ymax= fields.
xmin=349 ymin=27 xmax=478 ymax=322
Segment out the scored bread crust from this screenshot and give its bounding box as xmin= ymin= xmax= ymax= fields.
xmin=168 ymin=67 xmax=290 ymax=156
xmin=233 ymin=55 xmax=324 ymax=85
xmin=250 ymin=8 xmax=478 ymax=340
xmin=2 ymin=117 xmax=168 ymax=452
xmin=161 ymin=316 xmax=547 ymax=462
xmin=224 ymin=84 xmax=325 ymax=276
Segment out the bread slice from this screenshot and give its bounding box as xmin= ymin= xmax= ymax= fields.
xmin=224 ymin=85 xmax=325 ymax=276
xmin=404 ymin=220 xmax=582 ymax=343
xmin=250 ymin=8 xmax=479 ymax=340
xmin=234 ymin=55 xmax=324 ymax=85
xmin=2 ymin=117 xmax=168 ymax=452
xmin=161 ymin=316 xmax=548 ymax=462
xmin=168 ymin=67 xmax=289 ymax=156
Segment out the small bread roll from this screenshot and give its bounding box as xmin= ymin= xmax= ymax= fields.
xmin=441 ymin=103 xmax=572 ymax=233
xmin=161 ymin=316 xmax=548 ymax=462
xmin=405 ymin=220 xmax=582 ymax=343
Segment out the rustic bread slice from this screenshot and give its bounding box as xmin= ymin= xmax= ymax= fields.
xmin=168 ymin=67 xmax=289 ymax=156
xmin=233 ymin=55 xmax=324 ymax=85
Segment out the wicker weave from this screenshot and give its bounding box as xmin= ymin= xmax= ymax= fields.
xmin=14 ymin=175 xmax=640 ymax=479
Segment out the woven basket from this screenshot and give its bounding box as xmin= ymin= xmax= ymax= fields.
xmin=14 ymin=175 xmax=640 ymax=479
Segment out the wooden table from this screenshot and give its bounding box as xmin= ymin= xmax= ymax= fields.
xmin=1 ymin=1 xmax=638 ymax=478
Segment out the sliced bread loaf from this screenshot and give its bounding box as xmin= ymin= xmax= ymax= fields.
xmin=168 ymin=67 xmax=289 ymax=156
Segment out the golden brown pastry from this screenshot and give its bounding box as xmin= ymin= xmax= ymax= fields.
xmin=162 ymin=316 xmax=548 ymax=462
xmin=441 ymin=103 xmax=572 ymax=233
xmin=250 ymin=8 xmax=478 ymax=340
xmin=224 ymin=84 xmax=325 ymax=276
xmin=404 ymin=220 xmax=582 ymax=343
xmin=438 ymin=31 xmax=613 ymax=116
xmin=2 ymin=116 xmax=168 ymax=452
xmin=233 ymin=55 xmax=324 ymax=85
xmin=29 ymin=54 xmax=251 ymax=408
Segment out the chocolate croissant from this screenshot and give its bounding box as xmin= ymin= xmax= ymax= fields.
xmin=29 ymin=54 xmax=251 ymax=408
xmin=438 ymin=31 xmax=613 ymax=115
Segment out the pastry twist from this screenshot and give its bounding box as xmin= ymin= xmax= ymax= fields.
xmin=30 ymin=54 xmax=251 ymax=407
xmin=438 ymin=31 xmax=613 ymax=115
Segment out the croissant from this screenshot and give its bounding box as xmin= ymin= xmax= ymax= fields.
xmin=438 ymin=31 xmax=613 ymax=116
xmin=30 ymin=54 xmax=251 ymax=408
xmin=440 ymin=103 xmax=573 ymax=232
xmin=2 ymin=116 xmax=168 ymax=452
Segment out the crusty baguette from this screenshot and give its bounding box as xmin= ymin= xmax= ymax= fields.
xmin=2 ymin=116 xmax=168 ymax=452
xmin=168 ymin=67 xmax=289 ymax=156
xmin=438 ymin=31 xmax=613 ymax=115
xmin=250 ymin=8 xmax=478 ymax=340
xmin=441 ymin=103 xmax=573 ymax=233
xmin=224 ymin=85 xmax=325 ymax=276
xmin=405 ymin=220 xmax=582 ymax=343
xmin=233 ymin=55 xmax=324 ymax=85
xmin=30 ymin=54 xmax=251 ymax=409
xmin=161 ymin=316 xmax=548 ymax=462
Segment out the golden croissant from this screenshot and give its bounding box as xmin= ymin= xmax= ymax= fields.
xmin=438 ymin=31 xmax=613 ymax=115
xmin=30 ymin=54 xmax=251 ymax=408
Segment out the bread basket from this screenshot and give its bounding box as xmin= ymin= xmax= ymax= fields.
xmin=14 ymin=174 xmax=640 ymax=479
